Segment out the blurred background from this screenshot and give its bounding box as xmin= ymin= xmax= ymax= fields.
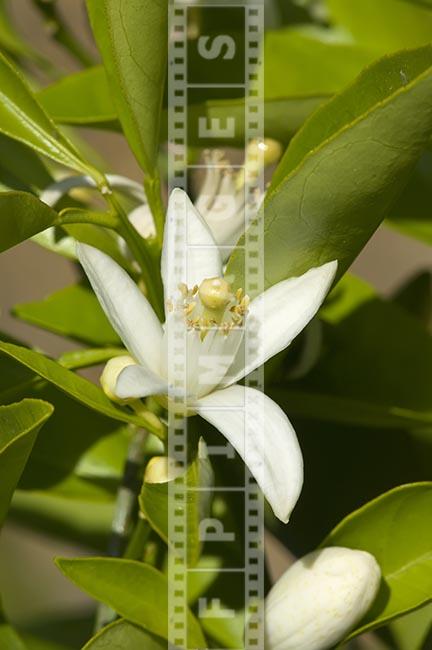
xmin=0 ymin=0 xmax=431 ymax=647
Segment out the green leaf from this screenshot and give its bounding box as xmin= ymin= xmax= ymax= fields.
xmin=0 ymin=192 xmax=59 ymax=252
xmin=86 ymin=0 xmax=168 ymax=175
xmin=174 ymin=95 xmax=327 ymax=147
xmin=83 ymin=619 xmax=166 ymax=649
xmin=0 ymin=398 xmax=53 ymax=527
xmin=13 ymin=283 xmax=121 ymax=346
xmin=0 ymin=134 xmax=52 ymax=192
xmin=58 ymin=347 xmax=126 ymax=370
xmin=264 ymin=26 xmax=374 ymax=97
xmin=17 ymin=385 xmax=129 ymax=493
xmin=38 ymin=67 xmax=117 ymax=127
xmin=0 ymin=623 xmax=26 ymax=650
xmin=200 ymin=608 xmax=245 ymax=650
xmin=401 ymin=0 xmax=432 ymax=7
xmin=227 ymin=46 xmax=432 ymax=291
xmin=293 ymin=274 xmax=432 ymax=421
xmin=390 ymin=603 xmax=432 ymax=650
xmin=39 ymin=68 xmax=326 ymax=146
xmin=11 ymin=490 xmax=113 ymax=549
xmin=140 ymin=442 xmax=214 ymax=566
xmin=328 ymin=0 xmax=432 ymax=52
xmin=0 ymin=52 xmax=103 ymax=182
xmin=33 ymin=222 xmax=132 ymax=271
xmin=322 ymin=483 xmax=432 ymax=639
xmin=0 ymin=341 xmax=164 ymax=438
xmin=57 ymin=558 xmax=206 ymax=648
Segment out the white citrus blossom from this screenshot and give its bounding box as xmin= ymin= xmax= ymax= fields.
xmin=265 ymin=547 xmax=381 ymax=650
xmin=38 ymin=140 xmax=281 ymax=260
xmin=78 ymin=188 xmax=336 ymax=523
xmin=116 ymin=140 xmax=282 ymax=258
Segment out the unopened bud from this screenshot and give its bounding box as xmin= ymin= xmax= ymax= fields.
xmin=100 ymin=355 xmax=136 ymax=403
xmin=144 ymin=456 xmax=184 ymax=484
xmin=245 ymin=138 xmax=283 ymax=173
xmin=265 ymin=547 xmax=381 ymax=650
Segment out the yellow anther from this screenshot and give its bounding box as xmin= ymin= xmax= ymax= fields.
xmin=178 ymin=282 xmax=188 ymax=297
xmin=236 ymin=287 xmax=244 ymax=301
xmin=185 ymin=302 xmax=196 ymax=316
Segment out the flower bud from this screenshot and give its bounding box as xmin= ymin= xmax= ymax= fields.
xmin=144 ymin=456 xmax=184 ymax=484
xmin=265 ymin=547 xmax=381 ymax=650
xmin=100 ymin=355 xmax=136 ymax=403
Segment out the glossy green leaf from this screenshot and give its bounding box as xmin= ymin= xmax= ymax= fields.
xmin=401 ymin=0 xmax=432 ymax=7
xmin=33 ymin=222 xmax=132 ymax=271
xmin=0 ymin=341 xmax=164 ymax=437
xmin=13 ymin=283 xmax=120 ymax=346
xmin=0 ymin=134 xmax=52 ymax=192
xmin=18 ymin=385 xmax=129 ymax=492
xmin=0 ymin=192 xmax=59 ymax=253
xmin=0 ymin=398 xmax=53 ymax=527
xmin=140 ymin=443 xmax=214 ymax=566
xmin=201 ymin=608 xmax=244 ymax=650
xmin=228 ymin=46 xmax=432 ymax=291
xmin=83 ymin=619 xmax=166 ymax=649
xmin=11 ymin=490 xmax=113 ymax=549
xmin=39 ymin=67 xmax=326 ymax=145
xmin=328 ymin=0 xmax=432 ymax=52
xmin=58 ymin=347 xmax=125 ymax=370
xmin=264 ymin=26 xmax=374 ymax=97
xmin=86 ymin=0 xmax=168 ymax=174
xmin=0 ymin=51 xmax=103 ymax=182
xmin=390 ymin=603 xmax=432 ymax=650
xmin=187 ymin=556 xmax=222 ymax=605
xmin=322 ymin=483 xmax=432 ymax=639
xmin=175 ymin=95 xmax=327 ymax=147
xmin=292 ymin=275 xmax=432 ymax=421
xmin=38 ymin=67 xmax=116 ymax=127
xmin=57 ymin=558 xmax=206 ymax=648
xmin=0 ymin=623 xmax=26 ymax=650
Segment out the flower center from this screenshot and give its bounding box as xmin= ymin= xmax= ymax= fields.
xmin=168 ymin=278 xmax=250 ymax=338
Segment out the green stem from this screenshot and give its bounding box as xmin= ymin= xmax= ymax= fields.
xmin=144 ymin=174 xmax=165 ymax=247
xmin=56 ymin=208 xmax=119 ymax=230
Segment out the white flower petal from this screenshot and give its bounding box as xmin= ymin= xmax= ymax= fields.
xmin=222 ymin=261 xmax=337 ymax=387
xmin=161 ymin=188 xmax=223 ymax=301
xmin=128 ymin=204 xmax=156 ymax=239
xmin=116 ymin=363 xmax=168 ymax=399
xmin=195 ymin=384 xmax=303 ymax=522
xmin=77 ymin=243 xmax=163 ymax=375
